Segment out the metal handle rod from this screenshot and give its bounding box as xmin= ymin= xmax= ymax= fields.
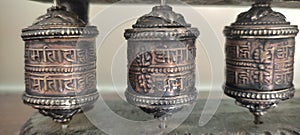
xmin=254 ymin=115 xmax=263 ymax=125
xmin=54 ymin=0 xmax=61 ymax=6
xmin=158 ymin=116 xmax=168 ymax=129
xmin=161 ymin=0 xmax=166 ymax=6
xmin=61 ymin=124 xmax=68 ymax=130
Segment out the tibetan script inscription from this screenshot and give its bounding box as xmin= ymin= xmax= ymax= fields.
xmin=130 ymin=45 xmax=196 ymax=67
xmin=24 ymin=40 xmax=97 ymax=96
xmin=25 ymin=71 xmax=96 ymax=94
xmin=129 ymin=71 xmax=195 ymax=95
xmin=25 ymin=45 xmax=95 ymax=65
xmin=225 ymin=38 xmax=295 ymax=90
xmin=128 ymin=42 xmax=196 ymax=96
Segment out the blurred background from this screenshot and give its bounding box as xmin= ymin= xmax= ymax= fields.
xmin=1 ymin=0 xmax=300 ymax=93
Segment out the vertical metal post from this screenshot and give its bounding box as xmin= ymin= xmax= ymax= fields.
xmin=161 ymin=0 xmax=166 ymax=6
xmin=54 ymin=0 xmax=60 ymax=6
xmin=61 ymin=0 xmax=89 ymax=23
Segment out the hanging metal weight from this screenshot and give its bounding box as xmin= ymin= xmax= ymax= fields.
xmin=124 ymin=3 xmax=199 ymax=123
xmin=223 ymin=0 xmax=298 ymax=124
xmin=21 ymin=1 xmax=99 ymax=123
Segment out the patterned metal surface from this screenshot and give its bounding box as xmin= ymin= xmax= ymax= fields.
xmin=21 ymin=4 xmax=99 ymax=123
xmin=124 ymin=5 xmax=199 ymax=119
xmin=223 ymin=0 xmax=298 ymax=124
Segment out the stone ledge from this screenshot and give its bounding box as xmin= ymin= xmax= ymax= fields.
xmin=20 ymin=98 xmax=300 ymax=135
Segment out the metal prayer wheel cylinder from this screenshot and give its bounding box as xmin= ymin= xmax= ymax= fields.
xmin=223 ymin=0 xmax=298 ymax=124
xmin=124 ymin=5 xmax=199 ymax=119
xmin=21 ymin=4 xmax=99 ymax=123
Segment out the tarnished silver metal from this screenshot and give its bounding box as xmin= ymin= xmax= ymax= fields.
xmin=124 ymin=3 xmax=199 ymax=124
xmin=21 ymin=1 xmax=99 ymax=123
xmin=224 ymin=0 xmax=298 ymax=124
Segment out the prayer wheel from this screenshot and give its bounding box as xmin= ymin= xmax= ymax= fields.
xmin=124 ymin=2 xmax=199 ymax=125
xmin=223 ymin=0 xmax=298 ymax=124
xmin=21 ymin=1 xmax=99 ymax=123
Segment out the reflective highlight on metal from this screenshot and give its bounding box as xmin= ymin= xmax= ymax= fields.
xmin=124 ymin=4 xmax=199 ymax=125
xmin=21 ymin=2 xmax=99 ymax=123
xmin=223 ymin=0 xmax=298 ymax=124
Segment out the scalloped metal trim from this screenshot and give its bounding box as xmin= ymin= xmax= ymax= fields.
xmin=22 ymin=91 xmax=99 ymax=110
xmin=125 ymin=89 xmax=197 ymax=108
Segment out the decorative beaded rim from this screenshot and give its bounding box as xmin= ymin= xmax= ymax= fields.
xmin=232 ymin=21 xmax=289 ymax=26
xmin=124 ymin=28 xmax=199 ymax=40
xmin=224 ymin=85 xmax=295 ymax=101
xmin=25 ymin=63 xmax=96 ymax=73
xmin=236 ymin=98 xmax=279 ymax=107
xmin=125 ymin=89 xmax=197 ymax=108
xmin=21 ymin=26 xmax=99 ymax=40
xmin=129 ymin=64 xmax=195 ymax=74
xmin=22 ymin=91 xmax=99 ymax=110
xmin=224 ymin=26 xmax=298 ymax=38
xmin=133 ymin=23 xmax=191 ymax=28
xmin=225 ymin=86 xmax=294 ymax=115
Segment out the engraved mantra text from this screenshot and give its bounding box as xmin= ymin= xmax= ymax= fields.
xmin=26 ymin=72 xmax=96 ymax=94
xmin=25 ymin=46 xmax=95 ymax=64
xmin=129 ymin=46 xmax=196 ymax=93
xmin=132 ymin=46 xmax=196 ymax=66
xmin=226 ymin=39 xmax=294 ymax=89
